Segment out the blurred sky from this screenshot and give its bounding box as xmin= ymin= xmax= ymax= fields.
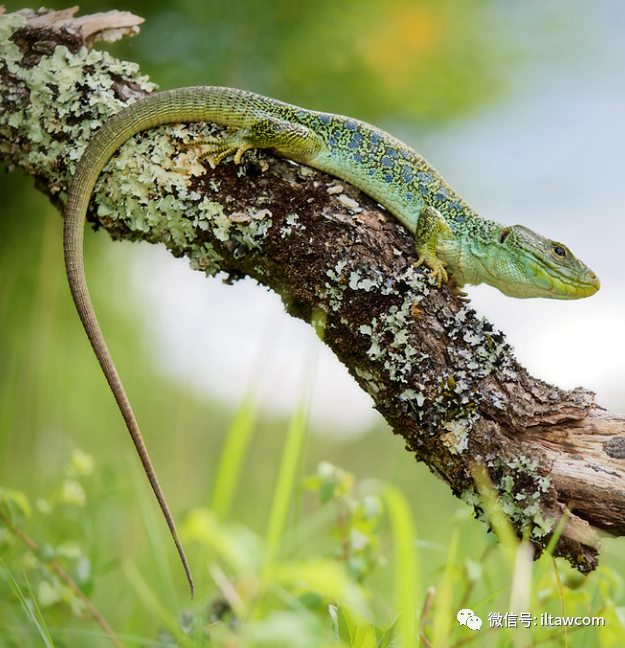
xmin=116 ymin=1 xmax=624 ymax=433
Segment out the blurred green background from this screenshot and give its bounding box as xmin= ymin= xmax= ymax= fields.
xmin=1 ymin=0 xmax=624 ymax=645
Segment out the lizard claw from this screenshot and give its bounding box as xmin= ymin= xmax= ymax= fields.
xmin=448 ymin=276 xmax=470 ymax=302
xmin=182 ymin=135 xmax=253 ymax=168
xmin=415 ymin=254 xmax=448 ymax=287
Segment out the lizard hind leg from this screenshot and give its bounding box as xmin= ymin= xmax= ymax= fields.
xmin=186 ymin=116 xmax=323 ymax=168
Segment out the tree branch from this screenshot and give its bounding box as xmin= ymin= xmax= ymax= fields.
xmin=2 ymin=6 xmax=624 ymax=573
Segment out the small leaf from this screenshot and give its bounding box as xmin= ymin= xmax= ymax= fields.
xmin=319 ymin=478 xmax=337 ymax=503
xmin=336 ymin=605 xmax=377 ymax=648
xmin=37 ymin=580 xmax=61 ymax=607
xmin=76 ymin=556 xmax=91 ymax=585
xmin=0 ymin=487 xmax=32 ymax=523
xmin=69 ymin=449 xmax=94 ymax=477
xmin=376 ymin=617 xmax=399 ymax=648
xmin=61 ymin=479 xmax=86 ymax=507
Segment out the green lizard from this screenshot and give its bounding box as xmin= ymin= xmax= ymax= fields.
xmin=63 ymin=86 xmax=600 ymax=595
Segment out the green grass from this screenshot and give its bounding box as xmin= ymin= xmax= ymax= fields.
xmin=3 ymin=400 xmax=625 ymax=646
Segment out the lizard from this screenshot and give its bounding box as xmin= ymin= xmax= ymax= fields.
xmin=63 ymin=86 xmax=601 ymax=595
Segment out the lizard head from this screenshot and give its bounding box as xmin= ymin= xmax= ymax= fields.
xmin=482 ymin=225 xmax=600 ymax=299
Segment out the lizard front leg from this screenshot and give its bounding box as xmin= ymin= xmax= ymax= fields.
xmin=187 ymin=116 xmax=323 ymax=167
xmin=414 ymin=205 xmax=453 ymax=287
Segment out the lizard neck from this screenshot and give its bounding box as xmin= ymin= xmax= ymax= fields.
xmin=438 ymin=217 xmax=501 ymax=288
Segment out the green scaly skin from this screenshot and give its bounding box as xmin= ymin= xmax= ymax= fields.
xmin=63 ymin=86 xmax=601 ymax=594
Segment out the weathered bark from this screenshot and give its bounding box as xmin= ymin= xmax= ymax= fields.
xmin=2 ymin=7 xmax=624 ymax=573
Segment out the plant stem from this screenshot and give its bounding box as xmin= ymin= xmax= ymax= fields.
xmin=0 ymin=511 xmax=125 ymax=648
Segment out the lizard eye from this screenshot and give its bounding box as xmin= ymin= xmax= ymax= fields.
xmin=552 ymin=244 xmax=567 ymax=258
xmin=499 ymin=228 xmax=510 ymax=244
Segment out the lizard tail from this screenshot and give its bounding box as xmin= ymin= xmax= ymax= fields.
xmin=63 ymin=86 xmax=264 ymax=597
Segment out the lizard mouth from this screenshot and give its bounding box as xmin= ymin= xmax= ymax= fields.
xmin=530 ymin=263 xmax=600 ymax=299
xmin=577 ymin=273 xmax=600 ymax=297
xmin=562 ymin=274 xmax=600 ymax=298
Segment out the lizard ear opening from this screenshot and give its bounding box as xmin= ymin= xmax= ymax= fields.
xmin=499 ymin=228 xmax=511 ymax=244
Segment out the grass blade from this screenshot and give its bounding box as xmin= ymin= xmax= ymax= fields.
xmin=382 ymin=483 xmax=419 ymax=648
xmin=210 ymin=393 xmax=259 ymax=521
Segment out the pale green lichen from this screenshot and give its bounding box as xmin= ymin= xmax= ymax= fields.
xmin=324 ymin=260 xmax=349 ymax=310
xmin=399 ymin=388 xmax=426 ymax=408
xmin=236 ymin=209 xmax=272 ymax=250
xmin=1 ymin=39 xmax=155 ymax=170
xmin=0 ymin=14 xmax=275 ymax=277
xmin=325 ymin=260 xmax=428 ymax=316
xmin=447 ymin=306 xmax=513 ymax=378
xmin=189 ymin=246 xmax=226 ymax=273
xmin=348 ymin=270 xmax=382 ymax=292
xmin=209 ymin=178 xmax=222 ymax=192
xmin=326 ymin=182 xmax=344 ymax=195
xmin=326 ymin=262 xmax=437 ymax=409
xmin=336 ymin=193 xmax=361 ymax=212
xmin=280 ymin=212 xmax=305 ymax=239
xmin=359 ymin=296 xmax=428 ymax=385
xmin=198 ymin=199 xmax=232 ymax=241
xmin=346 ymin=264 xmax=512 ymax=446
xmin=440 ymin=420 xmax=471 ymax=454
xmin=0 ymin=13 xmax=25 ymax=53
xmin=462 ymin=456 xmax=554 ymax=542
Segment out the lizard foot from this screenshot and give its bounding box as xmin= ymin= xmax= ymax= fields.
xmin=415 ymin=254 xmax=448 ymax=287
xmin=182 ymin=133 xmax=254 ymax=168
xmin=448 ymin=276 xmax=470 ymax=302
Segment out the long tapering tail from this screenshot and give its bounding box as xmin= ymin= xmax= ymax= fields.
xmin=63 ymin=86 xmax=263 ymax=596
